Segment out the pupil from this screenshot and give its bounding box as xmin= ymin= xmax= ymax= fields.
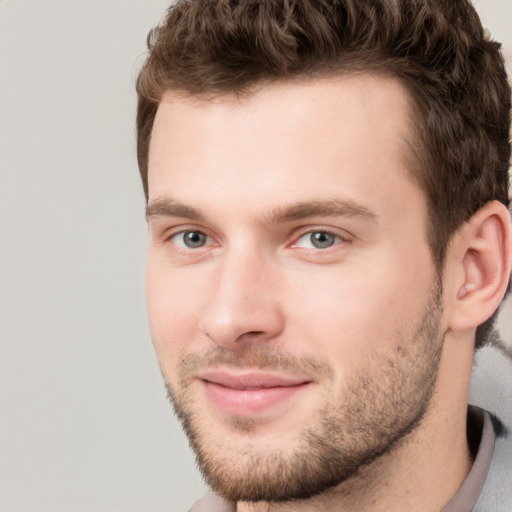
xmin=311 ymin=232 xmax=334 ymax=248
xmin=184 ymin=231 xmax=205 ymax=248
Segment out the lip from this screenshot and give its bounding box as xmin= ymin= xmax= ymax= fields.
xmin=197 ymin=370 xmax=312 ymax=416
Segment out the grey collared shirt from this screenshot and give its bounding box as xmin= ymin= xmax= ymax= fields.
xmin=441 ymin=407 xmax=495 ymax=512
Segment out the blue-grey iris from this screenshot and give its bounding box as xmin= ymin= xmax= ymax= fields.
xmin=310 ymin=232 xmax=336 ymax=249
xmin=184 ymin=231 xmax=207 ymax=248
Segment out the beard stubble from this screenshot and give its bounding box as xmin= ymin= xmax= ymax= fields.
xmin=164 ymin=284 xmax=444 ymax=503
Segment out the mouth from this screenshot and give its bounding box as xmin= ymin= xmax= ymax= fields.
xmin=196 ymin=370 xmax=313 ymax=416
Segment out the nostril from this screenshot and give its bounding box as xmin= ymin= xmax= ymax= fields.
xmin=236 ymin=330 xmax=266 ymax=343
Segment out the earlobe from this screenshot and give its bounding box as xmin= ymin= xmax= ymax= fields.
xmin=448 ymin=201 xmax=512 ymax=332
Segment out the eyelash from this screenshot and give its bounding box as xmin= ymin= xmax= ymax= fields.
xmin=166 ymin=229 xmax=215 ymax=250
xmin=291 ymin=229 xmax=348 ymax=250
xmin=164 ymin=227 xmax=350 ymax=254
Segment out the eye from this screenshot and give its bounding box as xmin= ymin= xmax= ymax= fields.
xmin=294 ymin=230 xmax=343 ymax=249
xmin=171 ymin=230 xmax=209 ymax=249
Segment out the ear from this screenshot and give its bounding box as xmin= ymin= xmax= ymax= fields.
xmin=447 ymin=200 xmax=512 ymax=332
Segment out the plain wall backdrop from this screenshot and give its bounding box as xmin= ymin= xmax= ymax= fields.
xmin=0 ymin=1 xmax=511 ymax=511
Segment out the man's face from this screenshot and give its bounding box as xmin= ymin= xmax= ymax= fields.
xmin=146 ymin=76 xmax=445 ymax=502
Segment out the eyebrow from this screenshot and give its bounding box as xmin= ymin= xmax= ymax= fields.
xmin=265 ymin=199 xmax=378 ymax=224
xmin=146 ymin=197 xmax=378 ymax=224
xmin=146 ymin=198 xmax=205 ymax=222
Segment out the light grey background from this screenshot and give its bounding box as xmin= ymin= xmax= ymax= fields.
xmin=0 ymin=1 xmax=511 ymax=511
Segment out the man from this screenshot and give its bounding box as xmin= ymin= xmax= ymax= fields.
xmin=136 ymin=1 xmax=512 ymax=510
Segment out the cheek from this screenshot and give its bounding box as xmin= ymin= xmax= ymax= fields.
xmin=289 ymin=280 xmax=395 ymax=369
xmin=285 ymin=254 xmax=434 ymax=376
xmin=145 ymin=258 xmax=206 ymax=377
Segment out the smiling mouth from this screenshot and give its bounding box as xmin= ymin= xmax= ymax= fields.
xmin=197 ymin=370 xmax=312 ymax=416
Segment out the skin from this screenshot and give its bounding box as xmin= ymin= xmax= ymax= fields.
xmin=145 ymin=76 xmax=492 ymax=511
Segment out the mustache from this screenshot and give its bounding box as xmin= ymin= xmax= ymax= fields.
xmin=177 ymin=345 xmax=333 ymax=385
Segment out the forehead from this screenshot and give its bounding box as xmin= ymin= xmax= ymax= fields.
xmin=148 ymin=75 xmax=420 ymax=218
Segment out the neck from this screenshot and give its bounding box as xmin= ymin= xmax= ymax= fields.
xmin=237 ymin=336 xmax=474 ymax=512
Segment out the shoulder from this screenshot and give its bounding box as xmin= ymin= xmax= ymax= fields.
xmin=469 ymin=339 xmax=512 ymax=511
xmin=470 ymin=337 xmax=512 ymax=426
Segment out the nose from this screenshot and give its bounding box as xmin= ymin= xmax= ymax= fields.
xmin=198 ymin=250 xmax=285 ymax=350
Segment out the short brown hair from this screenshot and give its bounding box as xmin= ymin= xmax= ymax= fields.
xmin=136 ymin=0 xmax=511 ymax=347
